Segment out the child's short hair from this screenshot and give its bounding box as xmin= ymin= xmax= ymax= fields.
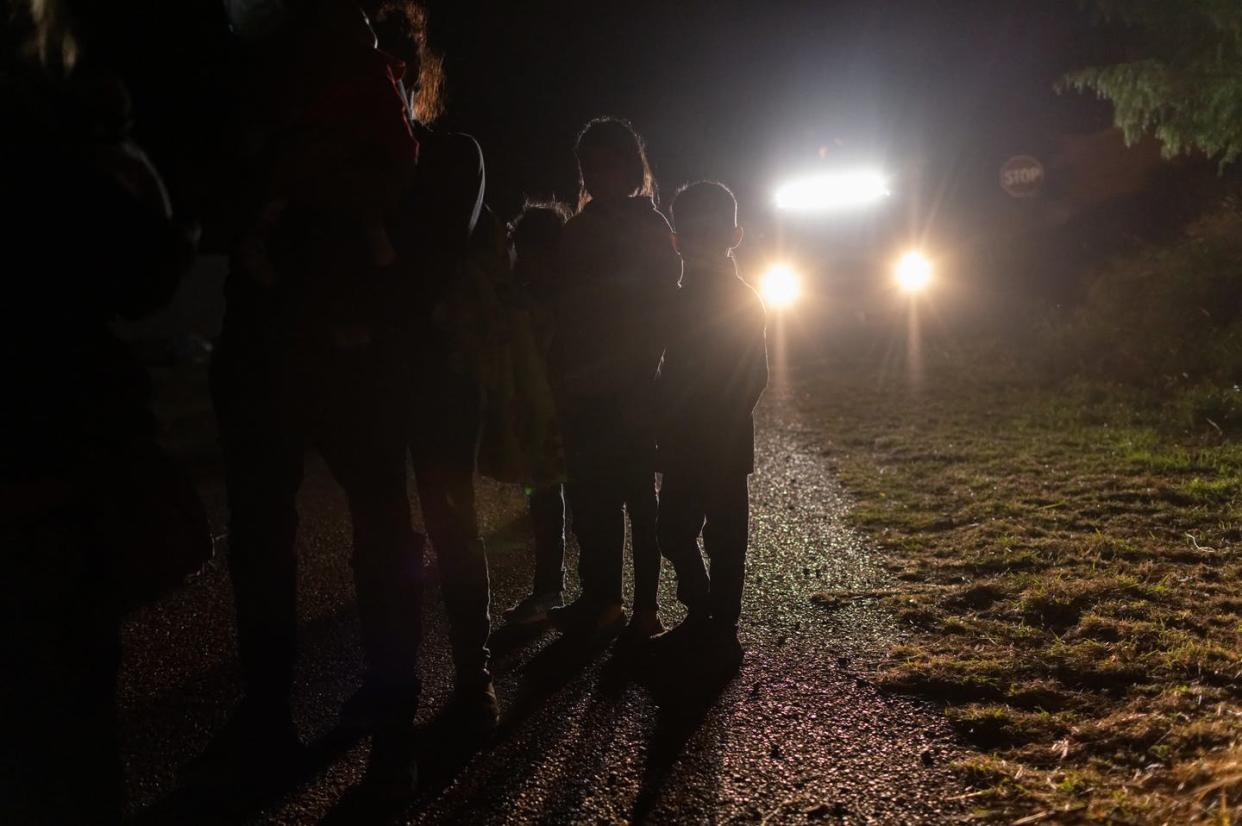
xmin=671 ymin=180 xmax=738 ymax=246
xmin=510 ymin=199 xmax=570 ymax=251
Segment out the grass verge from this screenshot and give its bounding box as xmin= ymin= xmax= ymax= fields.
xmin=799 ymin=362 xmax=1242 ymax=823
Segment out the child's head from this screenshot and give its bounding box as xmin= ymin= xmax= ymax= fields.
xmin=511 ymin=200 xmax=569 ymax=252
xmin=511 ymin=200 xmax=569 ymax=255
xmin=574 ymin=116 xmax=654 ymax=211
xmin=510 ymin=200 xmax=569 ymax=277
xmin=670 ymin=181 xmax=743 ymax=264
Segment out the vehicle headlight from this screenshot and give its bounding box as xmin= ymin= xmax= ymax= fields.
xmin=761 ymin=264 xmax=801 ymax=308
xmin=895 ymin=251 xmax=932 ymax=293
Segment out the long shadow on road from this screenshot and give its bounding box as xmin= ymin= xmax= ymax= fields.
xmin=123 ymin=381 xmax=973 ymax=824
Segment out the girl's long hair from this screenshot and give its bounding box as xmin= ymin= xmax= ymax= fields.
xmin=574 ymin=116 xmax=655 ymax=213
xmin=373 ymin=0 xmax=445 ymax=124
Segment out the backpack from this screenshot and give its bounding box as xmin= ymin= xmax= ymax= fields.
xmin=454 ymin=209 xmax=564 ymax=485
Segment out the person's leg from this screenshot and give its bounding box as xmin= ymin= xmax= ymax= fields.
xmin=322 ymin=439 xmax=423 ymax=706
xmin=528 ymin=483 xmax=566 ymax=597
xmin=3 ymin=519 xmax=124 ymax=825
xmin=702 ymin=475 xmax=751 ymax=629
xmin=414 ymin=462 xmax=490 ymax=680
xmin=212 ymin=346 xmax=304 ymax=711
xmin=505 ymin=482 xmax=566 ymax=624
xmin=59 ymin=574 xmax=123 ymax=824
xmin=318 ymin=348 xmax=424 ymax=721
xmin=624 ymin=470 xmax=661 ymax=614
xmin=181 ymin=322 xmax=303 ymax=783
xmin=562 ymin=405 xmax=625 ymax=609
xmin=566 ymin=475 xmax=625 ymax=607
xmin=411 ymin=374 xmax=490 ymax=684
xmin=655 ymin=473 xmax=710 ymax=617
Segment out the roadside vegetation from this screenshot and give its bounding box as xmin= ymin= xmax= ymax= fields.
xmin=803 ymin=206 xmax=1242 ymax=823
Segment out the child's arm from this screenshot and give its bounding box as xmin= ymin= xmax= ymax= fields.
xmin=738 ymin=299 xmax=770 ymax=414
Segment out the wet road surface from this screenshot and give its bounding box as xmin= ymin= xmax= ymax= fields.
xmin=120 ymin=376 xmax=970 ymax=824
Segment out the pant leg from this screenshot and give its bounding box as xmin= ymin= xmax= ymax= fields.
xmin=411 ymin=371 xmax=490 ymax=680
xmin=414 ymin=464 xmax=490 ymax=679
xmin=566 ymin=475 xmax=625 ymax=605
xmin=702 ymin=475 xmax=750 ymax=627
xmin=563 ymin=404 xmax=625 ymax=606
xmin=623 ymin=470 xmax=661 ymax=612
xmin=3 ymin=518 xmax=124 ymax=825
xmin=655 ymin=473 xmax=710 ymax=615
xmin=211 ymin=341 xmax=304 ymax=706
xmin=528 ymin=483 xmax=565 ymax=596
xmin=316 ymin=347 xmax=424 ymax=692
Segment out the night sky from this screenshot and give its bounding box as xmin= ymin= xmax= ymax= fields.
xmin=101 ymin=0 xmax=1124 ymax=273
xmin=428 ymin=0 xmax=1112 ymax=220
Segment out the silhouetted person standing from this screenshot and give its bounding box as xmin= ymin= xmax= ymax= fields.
xmin=550 ymin=118 xmax=680 ymax=643
xmin=652 ymin=181 xmax=767 ymax=665
xmin=502 ymin=202 xmax=572 ymax=625
xmin=1 ymin=4 xmax=200 ymax=821
xmin=197 ymin=1 xmax=423 ymax=791
xmin=374 ymin=0 xmax=497 ymax=735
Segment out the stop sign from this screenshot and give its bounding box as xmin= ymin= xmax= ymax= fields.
xmin=1000 ymin=155 xmax=1045 ymax=198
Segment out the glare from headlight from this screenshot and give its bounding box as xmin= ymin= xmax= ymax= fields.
xmin=774 ymin=170 xmax=890 ymax=211
xmin=761 ymin=264 xmax=801 ymax=308
xmin=895 ymin=251 xmax=933 ymax=292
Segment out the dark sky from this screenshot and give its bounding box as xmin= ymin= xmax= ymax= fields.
xmin=428 ymin=0 xmax=1112 ymax=219
xmin=93 ymin=0 xmax=1117 ymax=250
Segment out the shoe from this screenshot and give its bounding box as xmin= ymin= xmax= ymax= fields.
xmin=361 ymin=724 xmax=418 ymax=801
xmin=647 ymin=611 xmax=714 ymax=656
xmin=619 ymin=607 xmax=665 ymax=646
xmin=181 ymin=696 xmax=302 ymax=788
xmin=341 ymin=677 xmax=421 ymax=734
xmin=450 ymin=671 xmax=499 ymax=736
xmin=502 ymin=592 xmax=564 ymax=626
xmin=706 ymin=623 xmax=744 ymax=671
xmin=549 ymin=596 xmax=626 ymax=638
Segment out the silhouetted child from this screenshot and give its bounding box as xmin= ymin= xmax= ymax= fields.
xmin=503 ymin=201 xmax=572 ymax=625
xmin=550 ymin=117 xmax=681 ymax=642
xmin=653 ymin=181 xmax=767 ymax=663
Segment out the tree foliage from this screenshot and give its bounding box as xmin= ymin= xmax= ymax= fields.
xmin=1062 ymin=0 xmax=1242 ymax=166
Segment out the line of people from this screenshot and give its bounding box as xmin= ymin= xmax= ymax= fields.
xmin=2 ymin=1 xmax=768 ymax=821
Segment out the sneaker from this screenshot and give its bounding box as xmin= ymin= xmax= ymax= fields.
xmin=619 ymin=607 xmax=665 ymax=646
xmin=341 ymin=677 xmax=421 ymax=734
xmin=449 ymin=671 xmax=500 ymax=736
xmin=361 ymin=725 xmax=418 ymax=801
xmin=502 ymin=592 xmax=564 ymax=626
xmin=181 ymin=696 xmax=302 ymax=788
xmin=647 ymin=611 xmax=714 ymax=656
xmin=549 ymin=596 xmax=626 ymax=638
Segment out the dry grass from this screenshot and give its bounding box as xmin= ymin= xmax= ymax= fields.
xmin=798 ymin=362 xmax=1242 ymax=823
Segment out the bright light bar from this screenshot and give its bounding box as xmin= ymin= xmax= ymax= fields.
xmin=761 ymin=264 xmax=801 ymax=308
xmin=774 ymin=170 xmax=890 ymax=211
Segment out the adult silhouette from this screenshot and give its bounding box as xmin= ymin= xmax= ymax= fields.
xmin=1 ymin=3 xmax=202 ymax=821
xmin=196 ymin=0 xmax=423 ymax=794
xmin=374 ymin=0 xmax=498 ymax=736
